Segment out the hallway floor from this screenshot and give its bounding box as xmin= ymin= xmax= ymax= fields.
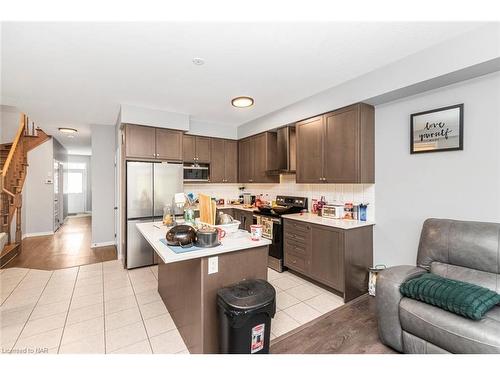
xmin=4 ymin=216 xmax=117 ymax=270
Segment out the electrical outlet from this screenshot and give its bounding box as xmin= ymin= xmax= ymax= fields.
xmin=208 ymin=256 xmax=218 ymax=274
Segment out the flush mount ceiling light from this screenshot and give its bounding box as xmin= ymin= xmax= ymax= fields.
xmin=231 ymin=96 xmax=254 ymax=108
xmin=192 ymin=57 xmax=205 ymax=66
xmin=58 ymin=127 xmax=78 ymax=134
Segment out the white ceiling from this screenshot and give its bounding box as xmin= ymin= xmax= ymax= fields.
xmin=1 ymin=22 xmax=485 ymax=153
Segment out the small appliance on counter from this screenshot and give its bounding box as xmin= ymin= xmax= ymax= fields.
xmin=321 ymin=204 xmax=344 ymax=219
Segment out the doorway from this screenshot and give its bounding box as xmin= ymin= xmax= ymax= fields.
xmin=65 ymin=156 xmax=92 ymax=215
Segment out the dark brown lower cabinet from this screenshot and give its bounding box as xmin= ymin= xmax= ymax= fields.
xmin=283 ymin=218 xmax=373 ymax=302
xmin=310 ymin=225 xmax=344 ymax=292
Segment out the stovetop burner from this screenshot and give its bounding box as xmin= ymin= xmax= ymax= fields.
xmin=253 ymin=195 xmax=308 ymax=218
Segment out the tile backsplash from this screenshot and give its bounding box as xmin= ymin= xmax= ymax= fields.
xmin=184 ymin=174 xmax=375 ymax=221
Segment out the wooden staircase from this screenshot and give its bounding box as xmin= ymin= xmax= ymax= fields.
xmin=0 ymin=114 xmax=51 ymax=267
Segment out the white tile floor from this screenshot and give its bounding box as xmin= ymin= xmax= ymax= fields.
xmin=0 ymin=262 xmax=344 ymax=354
xmin=267 ymin=268 xmax=344 ymax=340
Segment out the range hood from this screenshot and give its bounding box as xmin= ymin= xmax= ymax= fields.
xmin=267 ymin=126 xmax=296 ymax=175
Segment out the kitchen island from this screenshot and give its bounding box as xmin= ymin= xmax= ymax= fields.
xmin=136 ymin=222 xmax=271 ymax=354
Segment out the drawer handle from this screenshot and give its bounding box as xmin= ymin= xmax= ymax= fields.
xmin=292 ymin=260 xmax=297 ymax=264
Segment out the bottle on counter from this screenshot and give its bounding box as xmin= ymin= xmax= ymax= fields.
xmin=359 ymin=203 xmax=368 ymax=221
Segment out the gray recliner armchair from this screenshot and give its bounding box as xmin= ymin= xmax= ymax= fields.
xmin=376 ymin=218 xmax=500 ymax=354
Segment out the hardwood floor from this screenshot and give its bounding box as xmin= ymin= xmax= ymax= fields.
xmin=3 ymin=216 xmax=117 ymax=270
xmin=271 ymin=295 xmax=396 ymax=354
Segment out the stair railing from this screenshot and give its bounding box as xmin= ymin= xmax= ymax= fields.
xmin=1 ymin=114 xmax=27 ymax=243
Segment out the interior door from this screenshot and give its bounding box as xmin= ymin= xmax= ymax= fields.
xmin=53 ymin=161 xmax=62 ymax=231
xmin=67 ymin=167 xmax=85 ymax=214
xmin=127 ymin=161 xmax=153 ymax=219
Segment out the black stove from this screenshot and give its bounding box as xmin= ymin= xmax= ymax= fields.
xmin=252 ymin=196 xmax=308 ymax=272
xmin=253 ymin=196 xmax=308 ymax=218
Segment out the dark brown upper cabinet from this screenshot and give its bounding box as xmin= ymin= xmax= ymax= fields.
xmin=296 ymin=116 xmax=324 ymax=183
xmin=296 ymin=103 xmax=374 ymax=183
xmin=238 ymin=137 xmax=253 ymax=183
xmin=238 ymin=132 xmax=279 ymax=183
xmin=210 ymin=139 xmax=238 ymax=183
xmin=125 ymin=124 xmax=183 ymax=161
xmin=156 ymin=128 xmax=183 ymax=161
xmin=125 ymin=124 xmax=156 ymax=159
xmin=183 ymin=135 xmax=211 ymax=163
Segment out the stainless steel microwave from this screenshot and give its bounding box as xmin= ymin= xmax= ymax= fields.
xmin=183 ymin=164 xmax=210 ymax=182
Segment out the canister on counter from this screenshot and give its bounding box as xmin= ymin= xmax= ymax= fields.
xmin=353 ymin=204 xmax=359 ymax=220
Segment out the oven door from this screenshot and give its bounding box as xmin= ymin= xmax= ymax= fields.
xmin=253 ymin=214 xmax=283 ymax=260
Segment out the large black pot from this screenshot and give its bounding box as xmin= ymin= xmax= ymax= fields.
xmin=166 ymin=225 xmax=196 ymax=247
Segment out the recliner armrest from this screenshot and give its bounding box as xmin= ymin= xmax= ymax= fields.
xmin=376 ymin=265 xmax=427 ymax=352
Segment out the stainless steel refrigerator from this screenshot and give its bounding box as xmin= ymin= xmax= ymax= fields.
xmin=126 ymin=161 xmax=183 ymax=269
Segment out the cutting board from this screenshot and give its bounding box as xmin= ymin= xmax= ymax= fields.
xmin=199 ymin=194 xmax=213 ymax=224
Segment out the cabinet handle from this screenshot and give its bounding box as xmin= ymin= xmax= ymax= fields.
xmin=292 ymin=260 xmax=297 ymax=264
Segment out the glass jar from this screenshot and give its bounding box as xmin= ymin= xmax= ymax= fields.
xmin=163 ymin=205 xmax=174 ymax=226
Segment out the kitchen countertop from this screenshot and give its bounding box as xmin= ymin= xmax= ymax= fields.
xmin=191 ymin=204 xmax=256 ymax=213
xmin=217 ymin=204 xmax=256 ymax=212
xmin=136 ymin=221 xmax=271 ymax=264
xmin=282 ymin=213 xmax=375 ymax=230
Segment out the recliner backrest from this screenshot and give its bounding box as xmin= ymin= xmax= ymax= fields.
xmin=417 ymin=218 xmax=500 ymax=292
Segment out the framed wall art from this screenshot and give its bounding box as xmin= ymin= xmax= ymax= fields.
xmin=410 ymin=104 xmax=464 ymax=154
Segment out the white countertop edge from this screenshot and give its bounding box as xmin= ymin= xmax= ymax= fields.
xmin=136 ymin=222 xmax=271 ymax=264
xmin=282 ymin=213 xmax=375 ymax=230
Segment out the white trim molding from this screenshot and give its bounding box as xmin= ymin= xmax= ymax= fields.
xmin=91 ymin=241 xmax=116 ymax=248
xmin=22 ymin=231 xmax=54 ymax=239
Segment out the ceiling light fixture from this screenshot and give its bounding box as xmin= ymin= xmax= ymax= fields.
xmin=58 ymin=127 xmax=78 ymax=134
xmin=231 ymin=96 xmax=254 ymax=108
xmin=192 ymin=57 xmax=205 ymax=66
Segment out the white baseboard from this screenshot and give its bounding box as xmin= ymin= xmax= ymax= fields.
xmin=91 ymin=241 xmax=116 ymax=248
xmin=22 ymin=231 xmax=54 ymax=239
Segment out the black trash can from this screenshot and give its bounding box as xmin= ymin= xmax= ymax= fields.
xmin=217 ymin=279 xmax=276 ymax=354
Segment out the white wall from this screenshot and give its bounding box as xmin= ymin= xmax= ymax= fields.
xmin=91 ymin=125 xmax=116 ymax=247
xmin=23 ymin=139 xmax=55 ymax=236
xmin=187 ymin=119 xmax=238 ymax=139
xmin=120 ymin=104 xmax=190 ymax=131
xmin=374 ymin=72 xmax=500 ymax=266
xmin=237 ymin=23 xmax=500 ymax=138
xmin=0 ymin=105 xmax=21 ymax=143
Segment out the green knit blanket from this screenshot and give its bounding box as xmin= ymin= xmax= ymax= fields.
xmin=400 ymin=273 xmax=500 ymax=320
